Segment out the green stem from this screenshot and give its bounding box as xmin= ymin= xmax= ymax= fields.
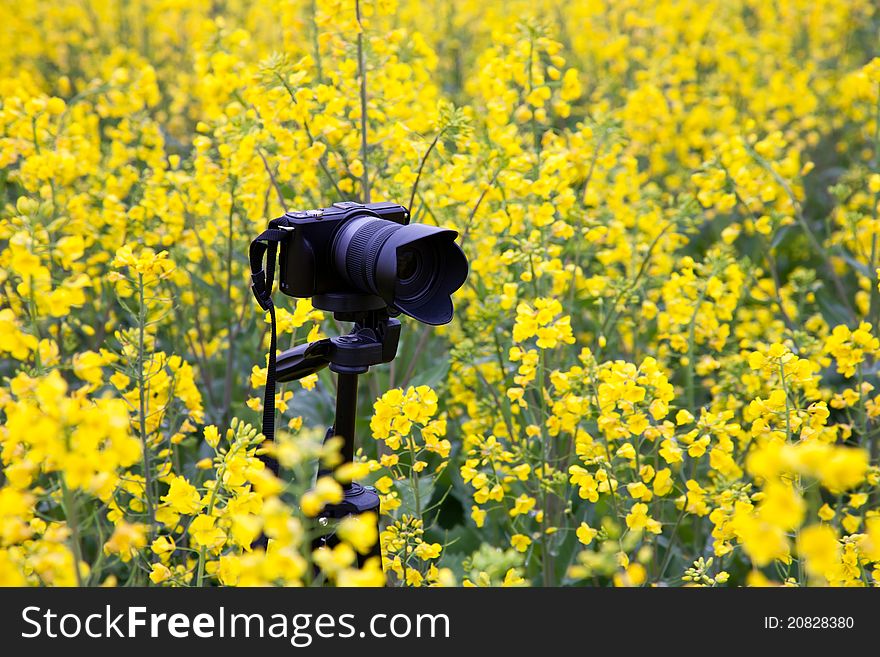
xmin=528 ymin=34 xmax=541 ymax=180
xmin=137 ymin=274 xmax=156 ymax=536
xmin=407 ymin=439 xmax=422 ymax=520
xmin=408 ymin=130 xmax=443 ymax=216
xmin=195 ymin=438 xmax=243 ymax=586
xmin=222 ymin=181 xmax=237 ymax=427
xmin=597 ymin=221 xmax=672 ymax=349
xmin=355 ymin=0 xmax=370 ymax=203
xmin=779 ymin=359 xmax=804 ymax=585
xmin=870 ymin=84 xmax=880 ymax=330
xmin=686 ymin=285 xmax=709 ymax=410
xmin=195 ymin=473 xmax=224 ymax=586
xmin=656 ymin=504 xmax=688 ymax=584
xmin=780 ymin=361 xmax=792 ymax=443
xmin=538 ymin=349 xmax=553 ymax=586
xmin=60 ymin=479 xmax=84 ymax=587
xmin=309 ymin=0 xmax=324 ymax=82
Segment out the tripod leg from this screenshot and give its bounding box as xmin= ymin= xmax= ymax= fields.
xmin=333 ymin=371 xmax=359 ymax=467
xmin=312 ymin=369 xmax=384 ymax=578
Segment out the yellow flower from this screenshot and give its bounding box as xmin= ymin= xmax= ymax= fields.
xmin=675 ymin=409 xmax=695 ymax=425
xmin=511 ymin=534 xmax=532 ymax=552
xmin=189 ymin=515 xmax=225 ymax=550
xmin=72 ymin=350 xmax=109 ymax=385
xmin=161 ymin=475 xmax=203 ymax=515
xmin=510 ymin=494 xmax=536 ymax=517
xmin=797 ymin=525 xmax=840 ymax=581
xmin=413 ymin=542 xmax=442 ymax=560
xmin=149 ymin=563 xmax=172 ymax=584
xmin=151 ymin=535 xmax=175 ymax=558
xmin=729 ymin=503 xmax=790 ymax=567
xmin=0 ymin=309 xmax=39 ymax=359
xmin=502 ymin=568 xmax=527 ymax=587
xmin=576 ymin=523 xmax=598 ymax=546
xmin=613 ymin=563 xmax=647 ymax=587
xmin=626 ymin=481 xmax=652 ymax=501
xmin=338 ymin=513 xmax=378 ymax=555
xmin=301 ymin=476 xmax=344 ymax=517
xmin=204 ymin=425 xmax=221 ymax=449
xmin=374 ymin=476 xmax=395 ymax=494
xmin=818 ymin=504 xmax=836 ymax=522
xmin=653 ymin=469 xmax=674 ymax=496
xmin=626 ymin=504 xmax=650 ymax=531
xmin=104 ymin=523 xmax=148 ymax=563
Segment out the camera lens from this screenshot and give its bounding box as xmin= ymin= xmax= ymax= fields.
xmin=395 ymin=242 xmax=438 ymax=303
xmin=333 ymin=216 xmax=404 ymax=295
xmin=396 ymin=247 xmax=420 ymax=281
xmin=332 ymin=212 xmax=468 ymax=325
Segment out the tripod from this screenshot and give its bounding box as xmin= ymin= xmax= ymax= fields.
xmin=271 ymin=294 xmax=401 ymax=567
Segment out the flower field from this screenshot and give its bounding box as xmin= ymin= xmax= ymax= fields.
xmin=2 ymin=0 xmax=880 ymax=587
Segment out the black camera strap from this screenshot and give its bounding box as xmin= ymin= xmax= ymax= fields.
xmin=249 ymin=219 xmax=290 ymax=475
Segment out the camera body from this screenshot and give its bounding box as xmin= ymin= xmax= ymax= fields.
xmin=279 ymin=201 xmax=409 ymax=301
xmin=275 ymin=199 xmax=466 ymax=325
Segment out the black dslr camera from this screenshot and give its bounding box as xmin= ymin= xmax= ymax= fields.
xmin=277 ymin=201 xmax=467 ymax=325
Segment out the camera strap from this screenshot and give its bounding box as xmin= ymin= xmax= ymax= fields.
xmin=249 ymin=219 xmax=291 ymax=475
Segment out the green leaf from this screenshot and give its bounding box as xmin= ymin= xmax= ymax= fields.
xmin=769 ymin=223 xmax=792 ymax=249
xmin=838 ymin=249 xmax=872 ymax=278
xmin=408 ymin=358 xmax=449 ymax=390
xmin=396 ymin=476 xmax=435 ymax=517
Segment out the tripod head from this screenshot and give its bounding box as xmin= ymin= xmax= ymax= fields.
xmin=276 ymin=298 xmax=402 ymax=382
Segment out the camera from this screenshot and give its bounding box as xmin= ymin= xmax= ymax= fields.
xmin=278 ymin=201 xmax=468 ymax=325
